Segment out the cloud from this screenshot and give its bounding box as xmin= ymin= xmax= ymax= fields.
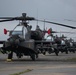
xmin=0 ymin=0 xmax=76 ymax=41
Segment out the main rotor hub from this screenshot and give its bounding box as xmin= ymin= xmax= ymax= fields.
xmin=22 ymin=13 xmax=26 ymax=18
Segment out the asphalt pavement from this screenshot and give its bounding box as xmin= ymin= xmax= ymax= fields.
xmin=0 ymin=52 xmax=76 ymax=75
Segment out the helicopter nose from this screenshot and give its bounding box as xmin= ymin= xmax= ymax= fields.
xmin=15 ymin=39 xmax=20 ymax=44
xmin=8 ymin=36 xmax=20 ymax=45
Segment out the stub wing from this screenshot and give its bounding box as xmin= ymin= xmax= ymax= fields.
xmin=0 ymin=41 xmax=5 ymax=44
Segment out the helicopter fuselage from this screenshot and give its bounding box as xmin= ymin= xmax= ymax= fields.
xmin=0 ymin=13 xmax=76 ymax=61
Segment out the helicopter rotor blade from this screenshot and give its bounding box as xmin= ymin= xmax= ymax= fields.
xmin=0 ymin=16 xmax=35 ymax=21
xmin=35 ymin=19 xmax=76 ymax=29
xmin=0 ymin=19 xmax=14 ymax=22
xmin=64 ymin=19 xmax=76 ymax=22
xmin=0 ymin=17 xmax=14 ymax=19
xmin=53 ymin=31 xmax=71 ymax=33
xmin=0 ymin=13 xmax=76 ymax=29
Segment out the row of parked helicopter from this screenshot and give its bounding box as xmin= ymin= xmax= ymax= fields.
xmin=42 ymin=34 xmax=76 ymax=56
xmin=0 ymin=13 xmax=76 ymax=61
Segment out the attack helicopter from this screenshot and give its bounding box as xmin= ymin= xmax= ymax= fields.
xmin=0 ymin=13 xmax=76 ymax=61
xmin=51 ymin=33 xmax=76 ymax=54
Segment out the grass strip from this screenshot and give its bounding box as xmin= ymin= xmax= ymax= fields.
xmin=10 ymin=69 xmax=33 ymax=75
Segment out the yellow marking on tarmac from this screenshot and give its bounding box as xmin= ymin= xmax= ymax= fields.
xmin=6 ymin=59 xmax=12 ymax=62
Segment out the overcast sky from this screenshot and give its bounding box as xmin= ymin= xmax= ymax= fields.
xmin=0 ymin=0 xmax=76 ymax=41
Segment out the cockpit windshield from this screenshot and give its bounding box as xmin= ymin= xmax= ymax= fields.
xmin=12 ymin=25 xmax=23 ymax=35
xmin=11 ymin=24 xmax=28 ymax=39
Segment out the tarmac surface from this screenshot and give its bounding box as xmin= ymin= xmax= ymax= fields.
xmin=0 ymin=52 xmax=76 ymax=75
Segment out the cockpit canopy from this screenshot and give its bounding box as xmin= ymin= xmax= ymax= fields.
xmin=12 ymin=25 xmax=23 ymax=35
xmin=10 ymin=24 xmax=28 ymax=39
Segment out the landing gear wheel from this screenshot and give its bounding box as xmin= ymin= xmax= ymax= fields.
xmin=65 ymin=50 xmax=68 ymax=54
xmin=17 ymin=53 xmax=23 ymax=58
xmin=36 ymin=54 xmax=38 ymax=58
xmin=55 ymin=52 xmax=58 ymax=56
xmin=7 ymin=52 xmax=13 ymax=62
xmin=73 ymin=50 xmax=75 ymax=53
xmin=55 ymin=49 xmax=59 ymax=56
xmin=43 ymin=52 xmax=46 ymax=55
xmin=30 ymin=54 xmax=36 ymax=61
